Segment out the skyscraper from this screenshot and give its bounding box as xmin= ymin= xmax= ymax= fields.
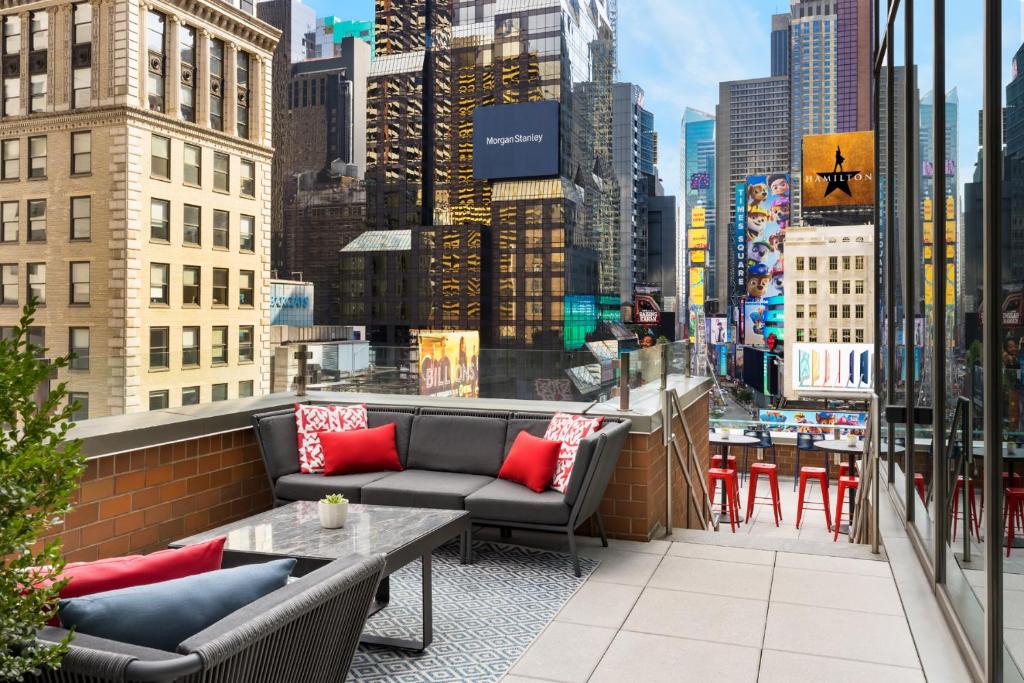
xmin=682 ymin=109 xmax=716 ymax=309
xmin=345 ymin=0 xmax=620 ymax=349
xmin=837 ymin=0 xmax=873 ymax=133
xmin=309 ymin=18 xmax=375 ymax=59
xmin=771 ymin=14 xmax=791 ymax=78
xmin=715 ymin=77 xmax=791 ymax=307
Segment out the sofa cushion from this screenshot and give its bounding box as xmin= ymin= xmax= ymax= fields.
xmin=275 ymin=471 xmax=396 ymax=503
xmin=254 ymin=410 xmax=301 ymax=481
xmin=502 ymin=418 xmax=551 ymax=459
xmin=360 ymin=470 xmax=493 ymax=509
xmin=563 ymin=431 xmax=601 ymax=507
xmin=58 ymin=559 xmax=296 ymax=652
xmin=367 ymin=411 xmax=415 ymax=466
xmin=321 ymin=423 xmax=403 ymax=476
xmin=406 ymin=415 xmax=508 ymax=476
xmin=498 ymin=431 xmax=561 ymax=493
xmin=545 ymin=413 xmax=603 ymax=493
xmin=295 ymin=403 xmax=368 ymax=473
xmin=465 ymin=479 xmax=570 ymax=525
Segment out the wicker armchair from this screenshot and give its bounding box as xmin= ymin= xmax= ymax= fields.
xmin=33 ymin=553 xmax=385 ymax=682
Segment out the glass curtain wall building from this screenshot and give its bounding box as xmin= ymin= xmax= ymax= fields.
xmin=349 ymin=0 xmax=619 ymax=350
xmin=875 ymin=1 xmax=1024 ymax=680
xmin=682 ymin=108 xmax=716 ymax=310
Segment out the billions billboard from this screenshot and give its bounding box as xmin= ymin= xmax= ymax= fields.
xmin=744 ymin=173 xmax=789 ymax=302
xmin=418 ymin=331 xmax=480 ymax=398
xmin=801 ymin=131 xmax=875 ymax=207
xmin=791 ymin=343 xmax=873 ymax=392
xmin=473 ymin=101 xmax=560 ymax=180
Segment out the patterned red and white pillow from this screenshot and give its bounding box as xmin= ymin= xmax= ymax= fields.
xmin=294 ymin=403 xmax=367 ymax=473
xmin=544 ymin=412 xmax=604 ymax=494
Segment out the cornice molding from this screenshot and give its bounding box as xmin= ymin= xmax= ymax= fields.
xmin=149 ymin=0 xmax=280 ymax=54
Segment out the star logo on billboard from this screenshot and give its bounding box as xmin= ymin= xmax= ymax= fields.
xmin=815 ymin=145 xmax=859 ymax=199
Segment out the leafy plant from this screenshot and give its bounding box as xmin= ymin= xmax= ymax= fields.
xmin=321 ymin=493 xmax=347 ymax=505
xmin=0 ymin=301 xmax=85 ymax=679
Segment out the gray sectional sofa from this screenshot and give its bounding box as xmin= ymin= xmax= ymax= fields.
xmin=252 ymin=405 xmax=632 ymax=576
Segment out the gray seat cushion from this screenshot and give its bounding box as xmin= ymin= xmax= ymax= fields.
xmin=360 ymin=470 xmax=493 ymax=509
xmin=254 ymin=410 xmax=301 ymax=481
xmin=465 ymin=479 xmax=570 ymax=526
xmin=274 ymin=471 xmax=397 ymax=503
xmin=406 ymin=415 xmax=508 ymax=476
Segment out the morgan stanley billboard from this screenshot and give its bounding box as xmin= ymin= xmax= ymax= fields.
xmin=473 ymin=101 xmax=560 ymax=180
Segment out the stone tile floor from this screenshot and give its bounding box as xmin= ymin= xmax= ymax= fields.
xmin=489 ymin=476 xmax=931 ymax=683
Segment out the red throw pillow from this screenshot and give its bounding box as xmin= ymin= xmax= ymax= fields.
xmin=544 ymin=412 xmax=604 ymax=493
xmin=294 ymin=403 xmax=368 ymax=473
xmin=499 ymin=431 xmax=563 ymax=493
xmin=39 ymin=536 xmax=226 ymax=624
xmin=320 ymin=422 xmax=403 ymax=476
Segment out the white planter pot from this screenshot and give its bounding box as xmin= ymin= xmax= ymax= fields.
xmin=318 ymin=501 xmax=348 ymax=529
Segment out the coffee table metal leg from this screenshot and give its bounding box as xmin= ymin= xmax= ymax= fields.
xmin=361 ymin=553 xmax=434 ymax=652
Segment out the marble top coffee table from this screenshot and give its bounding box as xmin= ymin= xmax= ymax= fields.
xmin=171 ymin=501 xmax=470 ymax=652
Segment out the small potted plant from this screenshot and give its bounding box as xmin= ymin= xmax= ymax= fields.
xmin=318 ymin=493 xmax=349 ymax=529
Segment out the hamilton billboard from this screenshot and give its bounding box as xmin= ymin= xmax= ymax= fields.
xmin=473 ymin=101 xmax=560 ymax=181
xmin=801 ymin=131 xmax=875 ymax=207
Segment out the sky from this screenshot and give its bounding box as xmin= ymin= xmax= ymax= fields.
xmin=301 ymin=0 xmax=1022 ymax=203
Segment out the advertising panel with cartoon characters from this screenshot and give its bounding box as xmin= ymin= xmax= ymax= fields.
xmin=744 ymin=173 xmax=789 ymax=303
xmin=759 ymin=409 xmax=867 ymax=435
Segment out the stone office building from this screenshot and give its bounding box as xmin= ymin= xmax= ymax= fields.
xmin=0 ymin=0 xmax=278 ymax=416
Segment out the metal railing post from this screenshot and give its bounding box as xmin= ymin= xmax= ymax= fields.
xmin=663 ymin=386 xmax=672 ymax=536
xmin=872 ymin=395 xmax=881 ymax=554
xmin=660 ymin=342 xmax=669 ymax=390
xmin=962 ymin=403 xmax=971 ymax=564
xmin=618 ymin=352 xmax=630 ymax=412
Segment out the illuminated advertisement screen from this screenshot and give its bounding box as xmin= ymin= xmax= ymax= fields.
xmin=744 ymin=173 xmax=789 ymax=304
xmin=735 ymin=182 xmax=747 ymax=287
xmin=418 ymin=331 xmax=480 ymax=398
xmin=473 ymin=101 xmax=560 ymax=180
xmin=690 ymin=172 xmax=710 ymax=190
xmin=687 ymin=228 xmax=708 ymax=249
xmin=690 ymin=206 xmax=706 ymax=228
xmin=801 ymin=131 xmax=875 ymax=207
xmin=706 ymin=316 xmax=731 ymax=344
xmin=743 ymin=296 xmax=784 ymax=347
xmin=564 ymin=294 xmax=598 ymax=350
xmin=759 ymin=409 xmax=867 ymax=435
xmin=791 ymin=343 xmax=873 ymax=392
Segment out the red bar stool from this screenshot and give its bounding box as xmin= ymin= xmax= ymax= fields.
xmin=951 ymin=475 xmax=981 ymax=543
xmin=1005 ymin=488 xmax=1024 ymax=557
xmin=980 ymin=472 xmax=1022 ymax=516
xmin=711 ymin=454 xmax=737 ymax=471
xmin=833 ymin=476 xmax=860 ymax=541
xmin=708 ymin=468 xmax=741 ymax=533
xmin=913 ymin=473 xmax=926 ymax=503
xmin=746 ymin=462 xmax=782 ymax=526
xmin=796 ymin=467 xmax=832 ymax=531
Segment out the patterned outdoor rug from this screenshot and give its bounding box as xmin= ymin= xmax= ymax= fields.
xmin=348 ymin=540 xmax=599 ymax=682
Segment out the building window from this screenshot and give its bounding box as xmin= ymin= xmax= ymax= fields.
xmin=27 ymin=326 xmax=43 ymax=356
xmin=796 ymin=281 xmax=804 ymax=295
xmin=240 ymin=159 xmax=255 ymax=197
xmin=69 ymin=327 xmax=89 ymax=369
xmin=70 ymin=261 xmax=89 ymax=304
xmin=796 ymin=329 xmax=805 ymax=342
xmin=151 ymin=135 xmax=170 ymax=178
xmin=1 ymin=139 xmax=17 ymax=179
xmin=29 ymin=74 xmax=46 ymax=113
xmin=69 ymin=392 xmax=88 ymax=421
xmin=842 ymin=280 xmax=850 ymax=295
xmin=71 ymin=196 xmax=90 ymax=239
xmin=239 ymin=214 xmax=254 ymax=251
xmin=146 ymin=10 xmax=166 ymax=112
xmin=213 ymin=209 xmax=228 ymax=248
xmin=27 ymin=199 xmax=45 ymax=241
xmin=212 ymin=268 xmax=228 ymax=305
xmin=73 ymin=3 xmax=92 ymax=44
xmin=182 ymin=326 xmax=199 ymax=366
xmin=183 ymin=143 xmax=201 ymax=186
xmin=3 ymin=16 xmax=20 ymax=56
xmin=0 ymin=264 xmax=16 ymax=304
xmin=149 ymin=327 xmax=169 ymax=369
xmin=179 ymin=24 xmax=195 ymax=122
xmin=796 ymin=257 xmax=805 ymax=271
xmin=829 ymin=304 xmax=838 ymax=319
xmin=855 ymin=279 xmax=864 ymax=294
xmin=809 ymin=329 xmax=818 ymax=342
xmin=209 ymin=38 xmax=224 ymax=130
xmin=239 ymin=270 xmax=254 ymax=306
xmin=182 ymin=265 xmax=200 ymax=305
xmin=808 ymin=281 xmax=818 ymax=295
xmin=211 ymin=383 xmax=228 ymax=401
xmin=842 ymin=329 xmax=851 ymax=343
xmin=3 ymin=74 xmax=18 ymax=117
xmin=213 ymin=152 xmax=229 ymax=192
xmin=796 ymin=305 xmax=804 ymax=319
xmin=829 ymin=329 xmax=838 ymax=343
xmin=829 ymin=280 xmax=838 ymax=295
xmin=182 ymin=385 xmax=200 ymax=405
xmin=28 ymin=136 xmax=45 ymax=178
xmin=71 ymin=131 xmax=90 ymax=174
xmin=855 ymin=329 xmax=865 ymax=343
xmin=842 ymin=256 xmax=851 ymax=270
xmin=236 ymin=50 xmax=250 ymax=139
xmin=239 ymin=325 xmax=253 ymax=363
xmin=211 ymin=326 xmax=227 ymax=365
xmin=238 ymin=380 xmax=253 ymax=398
xmin=27 ymin=263 xmax=44 ymax=304
xmin=855 ymin=255 xmax=865 ymax=270
xmin=72 ymin=60 xmax=91 ymax=109
xmin=150 ymin=199 xmax=170 ymax=241
xmin=829 ymin=256 xmax=838 ymax=271
xmin=30 ymin=11 xmax=47 ymax=50
xmin=842 ymin=304 xmax=850 ymax=319
xmin=808 ymin=256 xmax=817 ymax=270
xmin=1 ymin=200 xmax=17 ymax=242
xmin=149 ymin=390 xmax=169 ymax=410
xmin=183 ymin=204 xmax=201 ymax=245
xmin=855 ymin=304 xmax=864 ymax=319
xmin=71 ymin=5 xmax=93 ymax=108
xmin=809 ymin=304 xmax=817 ymax=319
xmin=149 ymin=262 xmax=169 ymax=304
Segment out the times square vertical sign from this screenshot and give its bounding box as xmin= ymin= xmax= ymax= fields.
xmin=735 ymin=181 xmax=747 ymax=289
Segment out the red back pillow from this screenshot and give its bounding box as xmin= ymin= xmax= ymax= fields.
xmin=498 ymin=431 xmax=562 ymax=493
xmin=320 ymin=422 xmax=403 ymax=476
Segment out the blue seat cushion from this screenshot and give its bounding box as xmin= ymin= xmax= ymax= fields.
xmin=58 ymin=559 xmax=296 ymax=652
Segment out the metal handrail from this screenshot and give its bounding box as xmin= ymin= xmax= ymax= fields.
xmin=663 ymin=387 xmax=717 ymax=533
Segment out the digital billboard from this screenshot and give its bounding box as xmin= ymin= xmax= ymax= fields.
xmin=706 ymin=317 xmax=731 ymax=344
xmin=687 ymin=229 xmax=708 ymax=249
xmin=688 ymin=267 xmax=705 ymax=306
xmin=801 ymin=131 xmax=875 ymax=207
xmin=744 ymin=173 xmax=789 ymax=303
xmin=759 ymin=409 xmax=867 ymax=435
xmin=473 ymin=101 xmax=560 ymax=180
xmin=690 ymin=206 xmax=706 ymax=228
xmin=735 ymin=182 xmax=747 ymax=288
xmin=418 ymin=331 xmax=480 ymax=398
xmin=791 ymin=343 xmax=873 ymax=392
